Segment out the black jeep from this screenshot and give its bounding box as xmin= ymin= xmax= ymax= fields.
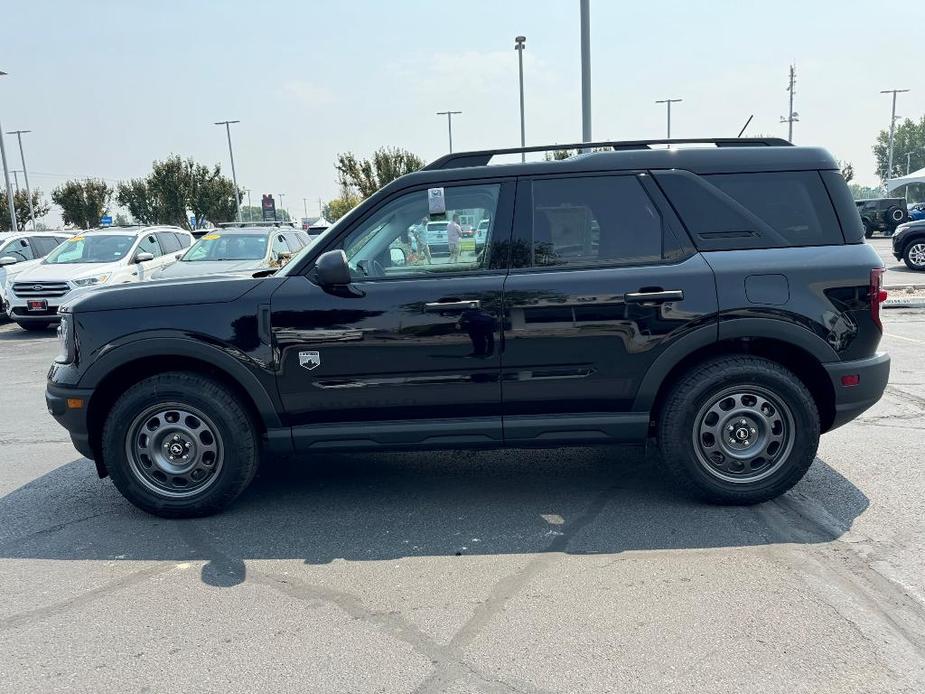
xmin=855 ymin=197 xmax=909 ymax=237
xmin=46 ymin=138 xmax=890 ymax=517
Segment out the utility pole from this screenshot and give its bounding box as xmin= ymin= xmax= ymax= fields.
xmin=580 ymin=0 xmax=592 ymax=151
xmin=0 ymin=70 xmax=18 ymax=232
xmin=655 ymin=98 xmax=682 ymax=145
xmin=12 ymin=170 xmax=18 ymax=192
xmin=278 ymin=193 xmax=286 ymax=221
xmin=515 ymin=36 xmax=526 ymax=162
xmin=908 ymin=152 xmax=913 ymax=175
xmin=780 ymin=65 xmax=798 ymax=143
xmin=214 ymin=120 xmax=242 ymax=221
xmin=302 ymin=197 xmax=308 ymax=218
xmin=436 ymin=111 xmax=462 ymax=153
xmin=880 ymin=88 xmax=909 ymax=180
xmin=7 ymin=129 xmax=36 ymax=229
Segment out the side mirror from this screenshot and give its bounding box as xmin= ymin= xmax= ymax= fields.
xmin=389 ymin=247 xmax=407 ymax=266
xmin=315 ymin=249 xmax=351 ymax=286
xmin=134 ymin=252 xmax=155 ymax=263
xmin=0 ymin=256 xmax=19 ymax=266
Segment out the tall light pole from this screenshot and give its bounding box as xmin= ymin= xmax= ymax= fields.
xmin=580 ymin=0 xmax=592 ymax=151
xmin=880 ymin=89 xmax=909 ymax=180
xmin=0 ymin=70 xmax=17 ymax=232
xmin=436 ymin=110 xmax=462 ymax=153
xmin=780 ymin=65 xmax=798 ymax=143
xmin=214 ymin=120 xmax=242 ymax=221
xmin=655 ymin=98 xmax=682 ymax=145
xmin=7 ymin=129 xmax=36 ymax=229
xmin=302 ymin=197 xmax=308 ymax=218
xmin=278 ymin=193 xmax=285 ymax=221
xmin=515 ymin=36 xmax=527 ymax=162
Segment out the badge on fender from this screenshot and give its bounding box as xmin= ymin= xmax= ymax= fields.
xmin=299 ymin=351 xmax=321 ymax=370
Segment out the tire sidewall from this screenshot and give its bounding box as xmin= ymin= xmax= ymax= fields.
xmin=662 ymin=360 xmax=819 ymax=500
xmin=103 ymin=374 xmax=258 ymax=516
xmin=904 ymin=241 xmax=925 ymax=270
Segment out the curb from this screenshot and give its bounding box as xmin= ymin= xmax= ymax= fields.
xmin=883 ymin=298 xmax=925 ymax=309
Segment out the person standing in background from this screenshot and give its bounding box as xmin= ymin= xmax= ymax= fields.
xmin=447 ymin=214 xmax=462 ymax=262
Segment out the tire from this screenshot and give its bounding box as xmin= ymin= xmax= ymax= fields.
xmin=903 ymin=241 xmax=925 ymax=271
xmin=17 ymin=321 xmax=51 ymax=331
xmin=863 ymin=220 xmax=874 ymax=239
xmin=657 ymin=355 xmax=819 ymax=505
xmin=888 ymin=206 xmax=905 ymax=224
xmin=101 ymin=371 xmax=260 ymax=518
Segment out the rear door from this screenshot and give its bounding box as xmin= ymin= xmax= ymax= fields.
xmin=500 ymin=173 xmax=718 ymax=444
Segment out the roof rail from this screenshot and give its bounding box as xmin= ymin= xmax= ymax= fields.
xmin=423 ymin=137 xmax=793 ymax=171
xmin=216 ymin=220 xmax=297 ymax=228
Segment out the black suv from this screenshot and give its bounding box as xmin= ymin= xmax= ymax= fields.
xmin=891 ymin=219 xmax=925 ymax=270
xmin=855 ymin=197 xmax=909 ymax=237
xmin=46 ymin=138 xmax=890 ymax=517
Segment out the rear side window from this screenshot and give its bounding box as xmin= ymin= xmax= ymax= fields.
xmin=530 ymin=175 xmax=663 ymax=268
xmin=656 ymin=170 xmax=843 ymax=249
xmin=29 ymin=237 xmax=58 ymax=256
xmin=174 ymin=232 xmax=192 ymax=249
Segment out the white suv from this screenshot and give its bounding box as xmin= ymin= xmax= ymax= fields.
xmin=0 ymin=231 xmax=69 ymax=317
xmin=8 ymin=226 xmax=193 ymax=330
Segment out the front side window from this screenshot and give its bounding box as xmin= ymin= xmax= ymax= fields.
xmin=181 ymin=233 xmax=269 ymax=262
xmin=44 ymin=234 xmax=135 ymax=264
xmin=137 ymin=235 xmax=162 ymax=258
xmin=0 ymin=238 xmax=33 ymax=262
xmin=530 ymin=175 xmax=662 ymax=268
xmin=156 ymin=232 xmax=181 ymax=253
xmin=339 ymin=183 xmax=501 ymax=279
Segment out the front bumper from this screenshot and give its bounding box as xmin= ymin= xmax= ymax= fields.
xmin=46 ymin=381 xmax=96 ymax=460
xmin=10 ymin=306 xmax=63 ymax=323
xmin=823 ymin=352 xmax=890 ymax=431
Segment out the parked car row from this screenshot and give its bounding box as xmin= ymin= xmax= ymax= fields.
xmin=0 ymin=223 xmax=314 ymax=331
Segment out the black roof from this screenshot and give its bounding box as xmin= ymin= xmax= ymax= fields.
xmin=387 ymin=142 xmax=839 ymax=195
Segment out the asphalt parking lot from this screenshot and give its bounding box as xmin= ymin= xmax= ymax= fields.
xmin=869 ymin=236 xmax=923 ymax=288
xmin=1 ymin=308 xmax=924 ymax=693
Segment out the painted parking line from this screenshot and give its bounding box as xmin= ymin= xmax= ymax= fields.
xmin=884 ymin=332 xmax=925 ymax=345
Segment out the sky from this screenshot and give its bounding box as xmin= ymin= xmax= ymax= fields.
xmin=2 ymin=0 xmax=923 ymax=225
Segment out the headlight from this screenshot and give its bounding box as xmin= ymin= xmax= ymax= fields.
xmin=55 ymin=314 xmax=75 ymax=364
xmin=71 ymin=273 xmax=111 ymax=288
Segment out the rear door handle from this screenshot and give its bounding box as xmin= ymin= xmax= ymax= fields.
xmin=424 ymin=299 xmax=481 ymax=311
xmin=624 ymin=289 xmax=684 ymax=304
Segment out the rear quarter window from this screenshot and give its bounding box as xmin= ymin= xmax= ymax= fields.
xmin=655 ymin=170 xmax=844 ymax=250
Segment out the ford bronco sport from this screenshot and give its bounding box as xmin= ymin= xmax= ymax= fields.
xmin=46 ymin=138 xmax=890 ymax=517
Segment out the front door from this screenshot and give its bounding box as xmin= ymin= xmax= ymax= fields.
xmin=271 ymin=180 xmax=514 ymax=450
xmin=500 ymin=173 xmax=718 ymax=444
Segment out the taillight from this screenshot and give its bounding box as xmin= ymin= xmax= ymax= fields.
xmin=870 ymin=268 xmax=887 ymax=331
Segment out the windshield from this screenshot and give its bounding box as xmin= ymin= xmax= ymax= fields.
xmin=276 ymin=217 xmax=345 ymax=276
xmin=181 ymin=233 xmax=268 ymax=261
xmin=44 ymin=235 xmax=135 ymax=264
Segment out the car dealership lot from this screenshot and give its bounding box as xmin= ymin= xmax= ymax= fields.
xmin=1 ymin=315 xmax=924 ymax=693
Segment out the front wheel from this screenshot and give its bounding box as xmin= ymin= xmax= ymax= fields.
xmin=102 ymin=371 xmax=260 ymax=517
xmin=903 ymin=241 xmax=925 ymax=271
xmin=657 ymin=356 xmax=819 ymax=504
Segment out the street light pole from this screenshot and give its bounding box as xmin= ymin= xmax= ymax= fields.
xmin=655 ymin=98 xmax=682 ymax=145
xmin=436 ymin=111 xmax=462 ymax=153
xmin=278 ymin=193 xmax=285 ymax=222
xmin=880 ymin=89 xmax=909 ymax=180
xmin=7 ymin=129 xmax=36 ymax=229
xmin=303 ymin=197 xmax=308 ymax=218
xmin=0 ymin=70 xmax=18 ymax=232
xmin=580 ymin=0 xmax=592 ymax=151
xmin=214 ymin=120 xmax=242 ymax=222
xmin=515 ymin=36 xmax=526 ymax=162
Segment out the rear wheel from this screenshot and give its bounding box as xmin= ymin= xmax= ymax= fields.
xmin=102 ymin=371 xmax=259 ymax=517
xmin=657 ymin=356 xmax=819 ymax=504
xmin=863 ymin=220 xmax=874 ymax=239
xmin=903 ymin=241 xmax=925 ymax=271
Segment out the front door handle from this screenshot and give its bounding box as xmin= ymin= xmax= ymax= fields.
xmin=624 ymin=289 xmax=684 ymax=304
xmin=424 ymin=299 xmax=481 ymax=311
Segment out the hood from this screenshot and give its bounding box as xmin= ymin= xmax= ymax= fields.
xmin=14 ymin=262 xmax=117 ymax=283
xmin=0 ymin=257 xmax=43 ymax=285
xmin=154 ymin=259 xmax=268 ymax=279
xmin=62 ymin=275 xmax=264 ymax=313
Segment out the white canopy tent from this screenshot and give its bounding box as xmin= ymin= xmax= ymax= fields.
xmin=885 ymin=167 xmax=925 ymax=194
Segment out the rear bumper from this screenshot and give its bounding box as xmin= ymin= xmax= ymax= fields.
xmin=823 ymin=352 xmax=890 ymax=431
xmin=45 ymin=381 xmax=95 ymax=460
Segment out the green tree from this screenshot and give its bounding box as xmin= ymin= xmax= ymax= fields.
xmin=322 ymin=174 xmax=362 ymax=223
xmin=51 ymin=178 xmax=113 ymax=230
xmin=873 ymin=116 xmax=925 ymax=180
xmin=839 ymin=161 xmax=854 ymax=183
xmin=113 ymin=212 xmax=131 ymax=226
xmin=238 ymin=204 xmax=291 ymax=223
xmin=117 ymin=156 xmax=241 ymax=230
xmin=0 ymin=188 xmax=51 ymax=231
xmin=848 ymin=183 xmax=883 ymax=200
xmin=335 ymin=147 xmax=425 ymax=198
xmin=543 ymin=147 xmax=610 ymax=161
